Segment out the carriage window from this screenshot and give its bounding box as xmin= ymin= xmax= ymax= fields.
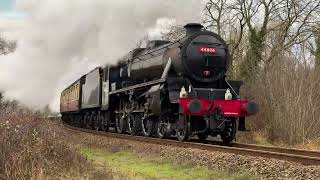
xmin=75 ymin=84 xmax=79 ymax=99
xmin=72 ymin=87 xmax=75 ymax=100
xmin=73 ymin=87 xmax=76 ymax=100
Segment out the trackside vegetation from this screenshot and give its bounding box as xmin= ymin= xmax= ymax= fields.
xmin=80 ymin=147 xmax=253 ymax=180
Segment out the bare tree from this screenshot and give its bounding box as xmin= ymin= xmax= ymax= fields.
xmin=204 ymin=0 xmax=320 ymax=81
xmin=204 ymin=0 xmax=228 ymax=35
xmin=161 ymin=25 xmax=185 ymax=42
xmin=305 ymin=29 xmax=320 ymax=68
xmin=314 ymin=32 xmax=320 ymax=67
xmin=205 ymin=0 xmax=246 ymax=49
xmin=0 ymin=92 xmax=3 ymax=109
xmin=264 ymin=1 xmax=320 ymax=63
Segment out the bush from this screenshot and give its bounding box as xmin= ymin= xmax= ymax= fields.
xmin=243 ymin=57 xmax=320 ymax=145
xmin=0 ymin=108 xmax=88 ymax=179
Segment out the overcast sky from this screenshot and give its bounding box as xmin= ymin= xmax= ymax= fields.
xmin=0 ymin=0 xmax=25 ymax=34
xmin=0 ymin=0 xmax=14 ymax=12
xmin=0 ymin=0 xmax=25 ymax=17
xmin=0 ymin=0 xmax=206 ymax=111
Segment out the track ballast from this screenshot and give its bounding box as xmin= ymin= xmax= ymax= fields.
xmin=63 ymin=123 xmax=320 ymax=166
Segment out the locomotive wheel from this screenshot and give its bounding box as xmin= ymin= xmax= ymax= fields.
xmin=101 ymin=124 xmax=109 ymax=132
xmin=100 ymin=112 xmax=110 ymax=132
xmin=116 ymin=114 xmax=127 ymax=134
xmin=220 ymin=119 xmax=237 ymax=145
xmin=128 ymin=114 xmax=141 ymax=135
xmin=177 ymin=128 xmax=189 ymax=141
xmin=197 ymin=133 xmax=209 ymax=141
xmin=90 ymin=113 xmax=95 ymax=129
xmin=142 ymin=117 xmax=154 ymax=137
xmin=93 ymin=113 xmax=100 ymax=131
xmin=104 ymin=112 xmax=111 ymax=132
xmin=177 ymin=117 xmax=190 ymax=142
xmin=157 ymin=120 xmax=167 ymax=139
xmin=85 ymin=113 xmax=91 ymax=129
xmin=99 ymin=113 xmax=106 ymax=131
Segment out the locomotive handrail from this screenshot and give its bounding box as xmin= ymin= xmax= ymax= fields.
xmin=225 ymin=80 xmax=239 ymax=97
xmin=128 ymin=36 xmax=184 ymax=64
xmin=131 ymin=44 xmax=173 ymax=63
xmin=109 ymin=78 xmax=166 ymax=95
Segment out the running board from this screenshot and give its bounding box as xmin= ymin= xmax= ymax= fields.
xmin=109 ymin=78 xmax=166 ymax=95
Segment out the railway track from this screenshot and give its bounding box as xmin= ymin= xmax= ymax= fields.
xmin=63 ymin=124 xmax=320 ymax=166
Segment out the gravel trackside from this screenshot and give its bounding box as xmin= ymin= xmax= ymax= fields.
xmin=66 ymin=129 xmax=320 ymax=180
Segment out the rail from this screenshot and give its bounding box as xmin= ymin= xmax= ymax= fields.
xmin=63 ymin=124 xmax=320 ymax=166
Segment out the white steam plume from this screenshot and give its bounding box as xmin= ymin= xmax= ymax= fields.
xmin=0 ymin=0 xmax=206 ymax=111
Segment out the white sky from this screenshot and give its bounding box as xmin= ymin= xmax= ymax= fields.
xmin=0 ymin=0 xmax=207 ymax=111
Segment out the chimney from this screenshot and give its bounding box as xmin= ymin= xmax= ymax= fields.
xmin=184 ymin=23 xmax=203 ymax=35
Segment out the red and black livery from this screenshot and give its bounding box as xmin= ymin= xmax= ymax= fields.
xmin=60 ymin=23 xmax=258 ymax=144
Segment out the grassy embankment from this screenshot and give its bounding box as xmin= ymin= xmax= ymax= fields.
xmin=80 ymin=147 xmax=253 ymax=180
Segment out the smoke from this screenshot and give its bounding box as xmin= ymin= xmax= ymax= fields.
xmin=147 ymin=18 xmax=177 ymax=40
xmin=0 ymin=0 xmax=206 ymax=111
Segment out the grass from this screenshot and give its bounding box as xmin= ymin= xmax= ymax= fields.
xmin=238 ymin=130 xmax=320 ymax=150
xmin=237 ymin=130 xmax=273 ymax=146
xmin=294 ymin=138 xmax=320 ymax=150
xmin=251 ymin=132 xmax=273 ymax=146
xmin=80 ymin=147 xmax=253 ymax=180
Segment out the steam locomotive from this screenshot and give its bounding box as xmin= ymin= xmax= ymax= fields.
xmin=60 ymin=23 xmax=258 ymax=144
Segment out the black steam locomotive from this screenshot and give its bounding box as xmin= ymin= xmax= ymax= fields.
xmin=60 ymin=23 xmax=258 ymax=144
